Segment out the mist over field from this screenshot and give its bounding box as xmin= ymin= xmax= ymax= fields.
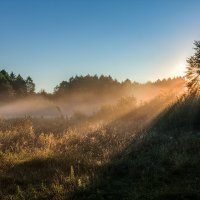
xmin=0 ymin=76 xmax=184 ymax=118
xmin=1 ymin=0 xmax=200 ymax=199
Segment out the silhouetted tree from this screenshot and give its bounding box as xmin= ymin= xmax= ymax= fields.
xmin=10 ymin=72 xmax=16 ymax=80
xmin=186 ymin=41 xmax=200 ymax=93
xmin=0 ymin=69 xmax=31 ymax=100
xmin=26 ymin=76 xmax=35 ymax=94
xmin=13 ymin=75 xmax=27 ymax=97
xmin=0 ymin=70 xmax=10 ymax=81
xmin=0 ymin=72 xmax=14 ymax=99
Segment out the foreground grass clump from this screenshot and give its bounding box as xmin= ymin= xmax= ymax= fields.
xmin=0 ymin=94 xmax=200 ymax=199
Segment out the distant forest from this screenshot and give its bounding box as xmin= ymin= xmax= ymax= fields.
xmin=0 ymin=69 xmax=183 ymax=102
xmin=0 ymin=70 xmax=35 ymax=100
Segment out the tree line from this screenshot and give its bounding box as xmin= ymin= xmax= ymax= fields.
xmin=0 ymin=68 xmax=184 ymax=102
xmin=53 ymin=74 xmax=183 ymax=97
xmin=0 ymin=70 xmax=35 ymax=100
xmin=186 ymin=40 xmax=200 ymax=93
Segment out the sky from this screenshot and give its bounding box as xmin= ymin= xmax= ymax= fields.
xmin=0 ymin=0 xmax=200 ymax=92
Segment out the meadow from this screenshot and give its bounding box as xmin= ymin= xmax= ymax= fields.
xmin=1 ymin=90 xmax=199 ymax=200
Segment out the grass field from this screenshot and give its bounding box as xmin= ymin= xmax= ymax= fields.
xmin=0 ymin=94 xmax=200 ymax=200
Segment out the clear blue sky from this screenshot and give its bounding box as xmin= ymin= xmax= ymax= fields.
xmin=0 ymin=0 xmax=200 ymax=92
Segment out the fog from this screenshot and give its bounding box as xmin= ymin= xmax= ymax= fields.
xmin=0 ymin=78 xmax=185 ymax=118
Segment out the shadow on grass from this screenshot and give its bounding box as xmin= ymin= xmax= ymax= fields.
xmin=73 ymin=95 xmax=200 ymax=200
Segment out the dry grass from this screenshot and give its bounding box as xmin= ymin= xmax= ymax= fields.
xmin=0 ymin=94 xmax=190 ymax=200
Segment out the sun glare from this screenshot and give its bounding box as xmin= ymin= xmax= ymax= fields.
xmin=173 ymin=62 xmax=187 ymax=77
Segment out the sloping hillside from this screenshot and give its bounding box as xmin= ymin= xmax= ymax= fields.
xmin=74 ymin=94 xmax=200 ymax=200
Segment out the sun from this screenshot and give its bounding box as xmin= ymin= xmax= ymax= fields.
xmin=173 ymin=62 xmax=187 ymax=77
